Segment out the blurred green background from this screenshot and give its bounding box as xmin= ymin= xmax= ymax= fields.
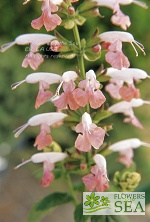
xmin=0 ymin=0 xmax=150 ymax=221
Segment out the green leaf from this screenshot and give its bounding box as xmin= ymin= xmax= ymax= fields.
xmin=74 ymin=203 xmax=90 ymax=222
xmin=135 ymin=183 xmax=150 ymax=205
xmin=97 ymin=74 xmax=111 ymax=82
xmin=91 ymin=215 xmax=130 ymax=222
xmin=77 ymin=0 xmax=98 ymax=12
xmin=27 ymin=192 xmax=73 ymax=222
xmin=73 ymin=181 xmax=85 ymax=192
xmin=54 ymin=30 xmax=69 ymax=43
xmin=93 ymin=110 xmax=112 ymax=123
xmin=86 ymin=36 xmax=101 ymax=48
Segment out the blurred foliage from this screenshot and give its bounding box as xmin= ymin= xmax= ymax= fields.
xmin=0 ymin=0 xmax=150 ymax=188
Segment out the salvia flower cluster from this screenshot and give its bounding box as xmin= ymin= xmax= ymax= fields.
xmin=1 ymin=0 xmax=149 ymax=220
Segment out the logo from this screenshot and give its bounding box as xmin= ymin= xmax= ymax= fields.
xmin=83 ymin=192 xmax=145 ymax=215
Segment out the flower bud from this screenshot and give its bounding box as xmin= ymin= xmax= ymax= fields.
xmin=113 ymin=171 xmax=141 ymax=192
xmin=51 ymin=40 xmax=63 ymax=52
xmin=92 ymin=44 xmax=101 ymax=53
xmin=68 ymin=6 xmax=75 ymax=15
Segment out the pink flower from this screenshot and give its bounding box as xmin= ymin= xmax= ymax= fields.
xmin=104 ymin=67 xmax=150 ymax=101
xmin=73 ymin=70 xmax=106 ymax=109
xmin=75 ymin=112 xmax=105 ymax=152
xmin=95 ymin=0 xmax=147 ymax=30
xmin=82 ymin=154 xmax=109 ymax=192
xmin=99 ymin=31 xmax=145 ymax=60
xmin=14 ymin=112 xmax=67 ymax=150
xmin=105 ymin=40 xmax=130 ymax=69
xmin=108 ymin=98 xmax=150 ymax=129
xmin=11 ymin=72 xmax=61 ymax=109
xmin=0 ymin=34 xmax=55 ymax=70
xmin=109 ymin=138 xmax=150 ymax=167
xmin=53 ymin=71 xmax=80 ymax=110
xmin=105 ymin=68 xmax=150 ymax=100
xmin=14 ymin=152 xmax=67 ymax=187
xmin=31 ymin=0 xmax=62 ymax=31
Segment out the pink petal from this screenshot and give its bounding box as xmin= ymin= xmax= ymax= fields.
xmin=105 ymin=83 xmax=121 ymax=100
xmin=39 ymin=81 xmax=50 ymax=90
xmin=91 ymin=165 xmax=109 ymax=192
xmin=63 ymin=81 xmax=76 ymax=92
xmin=88 ymin=125 xmax=105 ymax=149
xmin=124 ymin=116 xmax=144 ymax=129
xmin=78 ymin=79 xmax=87 ymax=88
xmin=35 ymin=89 xmax=53 ymax=109
xmin=49 ymin=1 xmax=58 ymax=12
xmin=73 ymin=88 xmax=88 ymax=107
xmin=41 ymin=170 xmax=54 ymax=187
xmin=117 ymin=148 xmax=134 ymax=167
xmin=41 ymin=161 xmax=54 ymax=187
xmin=108 ymin=40 xmax=122 ymax=51
xmin=95 ymin=174 xmax=109 ymax=192
xmin=75 ymin=122 xmax=84 ymax=134
xmin=34 ymin=124 xmax=53 ymax=150
xmin=119 ymin=85 xmax=140 ymax=102
xmin=88 ymin=88 xmax=106 ymax=109
xmin=111 ymin=10 xmax=131 ymax=30
xmin=31 ymin=15 xmax=44 ymax=30
xmin=22 ymin=52 xmax=44 ymax=70
xmin=67 ymin=92 xmax=80 ymax=110
xmin=54 ymin=81 xmax=79 ymax=110
xmin=82 ymin=173 xmax=97 ymax=191
xmin=53 ymin=93 xmax=68 ymax=109
xmin=75 ymin=133 xmax=91 ymax=152
xmin=106 ymin=51 xmax=130 ymax=70
xmin=43 ymin=11 xmax=61 ymax=31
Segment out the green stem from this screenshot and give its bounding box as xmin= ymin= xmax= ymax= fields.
xmin=85 ymin=152 xmax=91 ymax=169
xmin=73 ymin=24 xmax=85 ymax=79
xmin=62 ymin=163 xmax=78 ymax=206
xmin=66 ymin=173 xmax=78 ymax=206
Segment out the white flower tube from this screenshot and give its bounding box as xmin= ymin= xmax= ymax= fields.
xmin=106 ymin=68 xmax=150 ymax=84
xmin=109 ymin=138 xmax=150 ymax=152
xmin=109 ymin=98 xmax=150 ymax=113
xmin=14 ymin=112 xmax=67 ymax=138
xmin=15 ymin=152 xmax=67 ymax=169
xmin=11 ymin=72 xmax=61 ymax=90
xmin=0 ymin=33 xmax=55 ymax=52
